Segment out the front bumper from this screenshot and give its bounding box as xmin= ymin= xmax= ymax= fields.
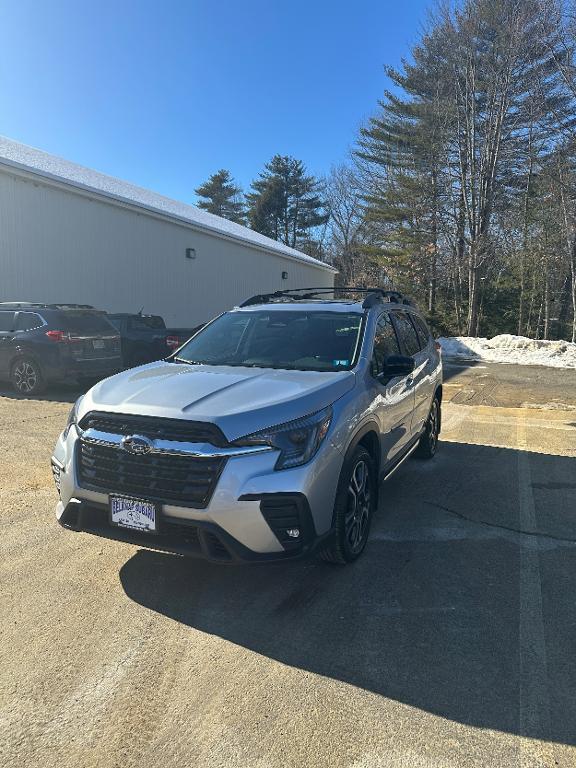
xmin=56 ymin=494 xmax=330 ymax=563
xmin=52 ymin=423 xmax=343 ymax=563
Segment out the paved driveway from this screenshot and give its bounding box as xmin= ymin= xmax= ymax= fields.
xmin=1 ymin=364 xmax=575 ymax=767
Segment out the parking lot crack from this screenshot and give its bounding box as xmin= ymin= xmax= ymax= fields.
xmin=423 ymin=501 xmax=576 ymax=545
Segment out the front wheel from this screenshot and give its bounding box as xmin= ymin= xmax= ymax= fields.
xmin=415 ymin=397 xmax=440 ymax=459
xmin=11 ymin=357 xmax=45 ymax=396
xmin=319 ymin=445 xmax=376 ymax=565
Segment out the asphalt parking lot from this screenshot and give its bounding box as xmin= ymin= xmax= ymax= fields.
xmin=1 ymin=362 xmax=576 ymax=768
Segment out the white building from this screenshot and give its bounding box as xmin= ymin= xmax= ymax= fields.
xmin=0 ymin=137 xmax=335 ymax=326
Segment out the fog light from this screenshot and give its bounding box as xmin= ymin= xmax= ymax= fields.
xmin=286 ymin=528 xmax=300 ymax=538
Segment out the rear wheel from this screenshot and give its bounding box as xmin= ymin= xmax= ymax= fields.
xmin=319 ymin=445 xmax=376 ymax=564
xmin=11 ymin=357 xmax=45 ymax=396
xmin=415 ymin=397 xmax=440 ymax=459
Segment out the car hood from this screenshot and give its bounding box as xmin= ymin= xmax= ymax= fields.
xmin=80 ymin=361 xmax=356 ymax=441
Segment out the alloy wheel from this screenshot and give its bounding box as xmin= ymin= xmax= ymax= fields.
xmin=428 ymin=400 xmax=439 ymax=454
xmin=345 ymin=459 xmax=372 ymax=553
xmin=13 ymin=361 xmax=39 ymax=393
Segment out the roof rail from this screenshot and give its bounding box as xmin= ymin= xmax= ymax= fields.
xmin=0 ymin=301 xmax=97 ymax=311
xmin=239 ymin=287 xmax=334 ymax=307
xmin=0 ymin=301 xmax=47 ymax=309
xmin=240 ymin=287 xmax=414 ymax=308
xmin=360 ymin=290 xmax=414 ymax=308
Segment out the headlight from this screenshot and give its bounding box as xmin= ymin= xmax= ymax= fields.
xmin=63 ymin=396 xmax=83 ymax=438
xmin=234 ymin=406 xmax=332 ymax=470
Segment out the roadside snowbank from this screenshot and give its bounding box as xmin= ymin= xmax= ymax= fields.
xmin=438 ymin=334 xmax=576 ymax=368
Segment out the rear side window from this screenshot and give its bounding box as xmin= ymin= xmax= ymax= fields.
xmin=106 ymin=317 xmax=122 ymax=331
xmin=372 ymin=313 xmax=400 ymax=376
xmin=0 ymin=311 xmax=16 ymax=331
xmin=59 ymin=312 xmax=116 ymax=335
xmin=15 ymin=312 xmax=43 ymax=331
xmin=411 ymin=315 xmax=431 ymax=348
xmin=391 ymin=311 xmax=421 ymax=357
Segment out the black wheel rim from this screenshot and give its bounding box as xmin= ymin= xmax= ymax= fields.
xmin=428 ymin=400 xmax=439 ymax=453
xmin=345 ymin=459 xmax=372 ymax=553
xmin=14 ymin=361 xmax=38 ymax=393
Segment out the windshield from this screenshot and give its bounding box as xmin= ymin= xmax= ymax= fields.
xmin=174 ymin=310 xmax=364 ymax=371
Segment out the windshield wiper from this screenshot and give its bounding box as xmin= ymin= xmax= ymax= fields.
xmin=172 ymin=357 xmax=203 ymax=365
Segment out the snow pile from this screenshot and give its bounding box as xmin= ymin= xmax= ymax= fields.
xmin=438 ymin=334 xmax=576 ymax=368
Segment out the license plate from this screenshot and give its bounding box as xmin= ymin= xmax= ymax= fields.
xmin=93 ymin=339 xmax=105 ymax=349
xmin=110 ymin=496 xmax=157 ymax=533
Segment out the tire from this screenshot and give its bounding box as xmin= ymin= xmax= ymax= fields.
xmin=319 ymin=445 xmax=376 ymax=564
xmin=415 ymin=396 xmax=440 ymax=459
xmin=11 ymin=357 xmax=46 ymax=396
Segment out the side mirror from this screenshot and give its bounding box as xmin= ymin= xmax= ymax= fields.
xmin=380 ymin=354 xmax=414 ymax=378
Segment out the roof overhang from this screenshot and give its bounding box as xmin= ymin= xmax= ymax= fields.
xmin=0 ymin=136 xmax=337 ymax=274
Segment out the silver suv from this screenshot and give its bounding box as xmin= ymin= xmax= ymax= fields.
xmin=52 ymin=288 xmax=442 ymax=564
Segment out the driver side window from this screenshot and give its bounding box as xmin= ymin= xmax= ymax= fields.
xmin=372 ymin=313 xmax=400 ymax=376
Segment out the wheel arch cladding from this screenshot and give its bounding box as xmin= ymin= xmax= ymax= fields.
xmin=344 ymin=422 xmax=380 ymax=471
xmin=11 ymin=352 xmax=44 ymax=375
xmin=358 ymin=429 xmax=380 ymax=473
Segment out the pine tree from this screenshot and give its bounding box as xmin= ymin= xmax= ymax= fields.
xmin=356 ymin=0 xmax=574 ymax=336
xmin=195 ymin=169 xmax=245 ymax=223
xmin=246 ymin=155 xmax=328 ymax=251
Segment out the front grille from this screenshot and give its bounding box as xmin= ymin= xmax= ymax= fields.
xmin=71 ymin=504 xmax=235 ymax=561
xmin=78 ymin=441 xmax=225 ymax=507
xmin=161 ymin=521 xmax=233 ymax=561
xmin=79 ymin=412 xmax=227 ymax=446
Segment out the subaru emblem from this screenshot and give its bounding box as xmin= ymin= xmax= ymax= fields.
xmin=121 ymin=434 xmax=153 ymax=455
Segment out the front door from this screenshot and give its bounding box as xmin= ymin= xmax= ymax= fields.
xmin=391 ymin=310 xmax=434 ymax=434
xmin=369 ymin=311 xmax=415 ymax=466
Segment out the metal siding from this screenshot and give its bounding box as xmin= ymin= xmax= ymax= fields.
xmin=0 ymin=170 xmax=334 ymax=326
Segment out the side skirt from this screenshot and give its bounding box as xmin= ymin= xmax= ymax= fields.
xmin=378 ymin=430 xmax=423 ymax=485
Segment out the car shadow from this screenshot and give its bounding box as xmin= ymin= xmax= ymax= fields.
xmin=0 ymin=382 xmax=85 ymax=403
xmin=118 ymin=441 xmax=576 ymax=747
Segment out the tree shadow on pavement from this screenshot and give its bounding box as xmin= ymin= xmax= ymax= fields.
xmin=441 ymin=357 xmax=483 ymax=382
xmin=119 ymin=441 xmax=576 ymax=747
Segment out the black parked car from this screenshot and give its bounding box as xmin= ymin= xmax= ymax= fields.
xmin=106 ymin=313 xmax=202 ymax=367
xmin=0 ymin=303 xmax=122 ymax=395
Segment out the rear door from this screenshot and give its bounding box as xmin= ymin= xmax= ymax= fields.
xmin=391 ymin=310 xmax=433 ymax=434
xmin=0 ymin=311 xmax=16 ymax=375
xmin=370 ymin=311 xmax=416 ymax=464
xmin=60 ymin=312 xmax=121 ymax=361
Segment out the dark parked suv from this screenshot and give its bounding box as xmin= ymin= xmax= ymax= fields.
xmin=0 ymin=303 xmax=122 ymax=395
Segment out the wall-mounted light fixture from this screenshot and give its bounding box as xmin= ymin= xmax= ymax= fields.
xmin=282 ymin=271 xmax=288 ymax=280
xmin=186 ymin=248 xmax=196 ymax=260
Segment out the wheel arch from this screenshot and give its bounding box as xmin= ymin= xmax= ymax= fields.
xmin=345 ymin=421 xmax=381 ymax=469
xmin=323 ymin=422 xmax=380 ymax=563
xmin=10 ymin=350 xmax=45 ymax=377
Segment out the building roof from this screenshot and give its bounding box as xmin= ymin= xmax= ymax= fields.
xmin=0 ymin=136 xmax=336 ymax=273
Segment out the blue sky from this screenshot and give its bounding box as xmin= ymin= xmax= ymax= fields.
xmin=0 ymin=0 xmax=429 ymax=204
